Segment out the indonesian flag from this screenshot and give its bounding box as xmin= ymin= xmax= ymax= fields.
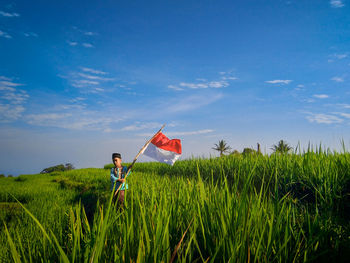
xmin=143 ymin=132 xmax=182 ymax=165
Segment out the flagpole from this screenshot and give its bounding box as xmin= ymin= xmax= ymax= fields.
xmin=114 ymin=124 xmax=166 ymax=196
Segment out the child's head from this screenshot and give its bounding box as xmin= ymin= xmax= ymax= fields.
xmin=112 ymin=153 xmax=122 ymax=167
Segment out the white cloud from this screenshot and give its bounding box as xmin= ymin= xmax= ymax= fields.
xmin=297 ymin=84 xmax=305 ymax=88
xmin=27 ymin=113 xmax=72 ymax=124
xmin=306 ymin=113 xmax=343 ymax=124
xmin=84 ymin=31 xmax=97 ymax=36
xmin=25 ymin=110 xmax=122 ymax=131
xmin=330 ymin=0 xmax=345 ymax=8
xmin=331 ymin=76 xmax=344 ymax=82
xmin=23 ymin=32 xmax=38 ymax=37
xmin=67 ymin=41 xmax=78 ymax=46
xmin=74 ymin=79 xmax=99 ymax=86
xmin=265 ymin=79 xmax=292 ymax=84
xmin=208 ymin=81 xmax=229 ymax=88
xmin=334 ymin=53 xmax=347 ymax=59
xmin=0 ymin=11 xmax=20 ymax=17
xmin=165 ymin=93 xmax=223 ymax=113
xmin=165 ymin=129 xmax=214 ymax=136
xmin=168 ymin=85 xmax=184 ymax=91
xmin=0 ymin=104 xmax=24 ymax=122
xmin=81 ymin=67 xmax=107 ymax=75
xmin=0 ymin=80 xmax=23 ymax=87
xmin=179 ymin=80 xmax=229 ymax=89
xmin=78 ymin=73 xmax=114 ymax=81
xmin=221 ymin=76 xmax=238 ymax=80
xmin=313 ymin=94 xmax=329 ymax=99
xmin=138 ymin=129 xmax=214 ymax=137
xmin=336 ymin=112 xmax=350 ymax=118
xmin=121 ymin=122 xmax=163 ymax=131
xmin=170 ymin=71 xmax=236 ymax=92
xmin=180 ymin=82 xmax=208 ymax=89
xmin=0 ymin=76 xmax=28 ymax=122
xmin=337 ymin=104 xmax=350 ymax=109
xmin=82 ymin=43 xmax=94 ymax=48
xmin=0 ymin=30 xmax=12 ymax=39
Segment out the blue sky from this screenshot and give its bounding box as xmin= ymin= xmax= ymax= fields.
xmin=1 ymin=0 xmax=350 ymax=175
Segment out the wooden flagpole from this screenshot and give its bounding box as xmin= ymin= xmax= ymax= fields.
xmin=114 ymin=124 xmax=166 ymax=196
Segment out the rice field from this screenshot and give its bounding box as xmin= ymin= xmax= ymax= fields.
xmin=1 ymin=150 xmax=349 ymax=262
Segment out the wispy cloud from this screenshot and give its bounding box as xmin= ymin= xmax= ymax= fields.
xmin=62 ymin=67 xmax=115 ymax=93
xmin=168 ymin=85 xmax=184 ymax=91
xmin=121 ymin=122 xmax=163 ymax=131
xmin=84 ymin=31 xmax=97 ymax=36
xmin=78 ymin=73 xmax=114 ymax=81
xmin=179 ymin=80 xmax=229 ymax=89
xmin=26 ymin=110 xmax=122 ymax=131
xmin=330 ymin=0 xmax=345 ymax=8
xmin=328 ymin=53 xmax=348 ymax=62
xmin=306 ymin=113 xmax=343 ymax=124
xmin=0 ymin=10 xmax=20 ymax=17
xmin=331 ymin=76 xmax=344 ymax=82
xmin=82 ymin=43 xmax=94 ymax=48
xmin=0 ymin=104 xmax=24 ymax=122
xmin=313 ymin=94 xmax=329 ymax=99
xmin=138 ymin=129 xmax=214 ymax=137
xmin=165 ymin=129 xmax=214 ymax=136
xmin=81 ymin=67 xmax=107 ymax=75
xmin=335 ymin=112 xmax=350 ymax=119
xmin=0 ymin=30 xmax=12 ymax=39
xmin=265 ymin=79 xmax=292 ymax=84
xmin=178 ymin=80 xmax=229 ymax=89
xmin=337 ymin=103 xmax=350 ymax=109
xmin=169 ymin=71 xmax=237 ymax=91
xmin=67 ymin=41 xmax=78 ymax=46
xmin=0 ymin=77 xmax=28 ymax=122
xmin=165 ymin=93 xmax=223 ymax=113
xmin=23 ymin=32 xmax=38 ymax=37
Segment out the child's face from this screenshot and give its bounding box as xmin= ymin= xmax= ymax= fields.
xmin=113 ymin=157 xmax=122 ymax=167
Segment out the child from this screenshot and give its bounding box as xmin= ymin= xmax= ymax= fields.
xmin=110 ymin=153 xmax=131 ymax=205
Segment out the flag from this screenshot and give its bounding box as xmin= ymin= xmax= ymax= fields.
xmin=143 ymin=132 xmax=182 ymax=165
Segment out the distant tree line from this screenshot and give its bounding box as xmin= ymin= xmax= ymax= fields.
xmin=0 ymin=174 xmax=13 ymax=178
xmin=213 ymin=139 xmax=293 ymax=156
xmin=40 ymin=163 xmax=75 ymax=174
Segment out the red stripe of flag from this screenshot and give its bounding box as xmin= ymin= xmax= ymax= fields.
xmin=151 ymin=132 xmax=182 ymax=154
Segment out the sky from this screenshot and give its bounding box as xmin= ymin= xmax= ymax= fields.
xmin=1 ymin=0 xmax=350 ymax=175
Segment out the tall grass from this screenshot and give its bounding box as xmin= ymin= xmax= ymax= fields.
xmin=1 ymin=151 xmax=349 ymax=262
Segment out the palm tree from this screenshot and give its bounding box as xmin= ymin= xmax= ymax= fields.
xmin=212 ymin=140 xmax=232 ymax=157
xmin=271 ymin=140 xmax=292 ymax=154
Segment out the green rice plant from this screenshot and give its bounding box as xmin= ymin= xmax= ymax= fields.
xmin=1 ymin=149 xmax=349 ymax=262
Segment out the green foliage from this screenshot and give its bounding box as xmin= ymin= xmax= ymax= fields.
xmin=1 ymin=150 xmax=350 ymax=262
xmin=242 ymin=147 xmax=257 ymax=156
xmin=271 ymin=139 xmax=293 ymax=154
xmin=212 ymin=139 xmax=232 ymax=156
xmin=14 ymin=176 xmax=27 ymax=182
xmin=104 ymin=163 xmax=114 ymax=169
xmin=40 ymin=163 xmax=75 ymax=174
xmin=0 ymin=174 xmax=5 ymax=178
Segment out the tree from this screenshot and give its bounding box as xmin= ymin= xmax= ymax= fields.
xmin=65 ymin=163 xmax=75 ymax=170
xmin=40 ymin=163 xmax=75 ymax=174
xmin=242 ymin=148 xmax=257 ymax=156
xmin=271 ymin=140 xmax=292 ymax=154
xmin=212 ymin=140 xmax=232 ymax=157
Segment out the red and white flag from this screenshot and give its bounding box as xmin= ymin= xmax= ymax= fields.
xmin=143 ymin=132 xmax=182 ymax=165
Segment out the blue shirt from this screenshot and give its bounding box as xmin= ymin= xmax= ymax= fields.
xmin=110 ymin=166 xmax=131 ymax=191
